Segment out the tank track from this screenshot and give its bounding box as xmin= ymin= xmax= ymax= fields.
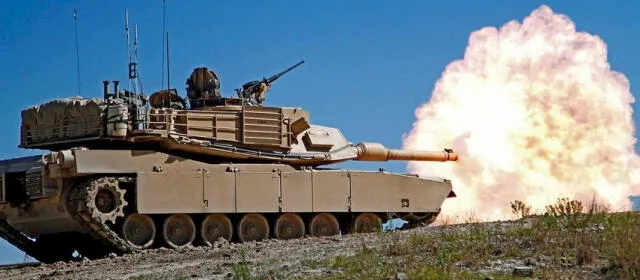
xmin=0 ymin=220 xmax=41 ymax=260
xmin=0 ymin=219 xmax=80 ymax=263
xmin=66 ymin=176 xmax=139 ymax=258
xmin=0 ymin=176 xmax=140 ymax=262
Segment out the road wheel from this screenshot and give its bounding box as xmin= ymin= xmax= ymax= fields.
xmin=122 ymin=213 xmax=155 ymax=249
xmin=274 ymin=213 xmax=305 ymax=240
xmin=200 ymin=213 xmax=233 ymax=246
xmin=237 ymin=213 xmax=269 ymax=242
xmin=162 ymin=214 xmax=196 ymax=249
xmin=351 ymin=213 xmax=381 ymax=233
xmin=309 ymin=213 xmax=340 ymax=237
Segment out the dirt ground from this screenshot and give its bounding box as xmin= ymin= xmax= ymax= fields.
xmin=0 ymin=229 xmax=370 ymax=280
xmin=0 ymin=215 xmax=634 ymax=280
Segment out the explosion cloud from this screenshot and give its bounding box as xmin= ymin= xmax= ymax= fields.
xmin=403 ymin=5 xmax=640 ymax=222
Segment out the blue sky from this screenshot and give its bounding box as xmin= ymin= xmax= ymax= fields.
xmin=1 ymin=0 xmax=639 ymax=264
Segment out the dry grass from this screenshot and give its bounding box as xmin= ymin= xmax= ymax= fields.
xmin=510 ymin=200 xmax=532 ymax=219
xmin=299 ymin=197 xmax=640 ymax=280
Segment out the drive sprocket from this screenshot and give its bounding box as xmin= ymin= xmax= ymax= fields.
xmin=85 ymin=177 xmax=128 ymax=224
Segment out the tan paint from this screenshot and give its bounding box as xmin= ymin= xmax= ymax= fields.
xmin=147 ymin=105 xmax=295 ymax=150
xmin=56 ymin=148 xmax=452 ymax=215
xmin=203 ymin=172 xmax=236 ymax=213
xmin=354 ymin=142 xmax=458 ymax=162
xmin=67 ymin=149 xmax=297 ymax=175
xmin=137 ymin=172 xmax=204 ymax=214
xmin=311 ymin=171 xmax=350 ymax=212
xmin=349 ymin=171 xmax=450 ymax=213
xmin=235 ymin=171 xmax=281 ymax=213
xmin=280 ymin=171 xmax=313 ymax=212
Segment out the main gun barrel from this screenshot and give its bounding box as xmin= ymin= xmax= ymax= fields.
xmin=354 ymin=142 xmax=458 ymax=162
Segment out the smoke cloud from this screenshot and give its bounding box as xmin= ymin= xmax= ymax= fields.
xmin=403 ymin=5 xmax=640 ymax=222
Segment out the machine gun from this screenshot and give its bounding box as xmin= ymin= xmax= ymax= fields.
xmin=235 ymin=60 xmax=305 ymax=104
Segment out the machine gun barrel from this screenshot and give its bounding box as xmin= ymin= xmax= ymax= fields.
xmin=236 ymin=60 xmax=306 ymax=102
xmin=353 ymin=142 xmax=458 ymax=162
xmin=264 ymin=60 xmax=305 ymax=84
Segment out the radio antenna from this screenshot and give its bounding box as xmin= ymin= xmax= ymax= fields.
xmin=124 ymin=10 xmax=147 ymax=130
xmin=161 ymin=0 xmax=166 ymax=90
xmin=134 ymin=24 xmax=144 ymax=93
xmin=125 ymin=10 xmax=143 ymax=94
xmin=166 ymin=31 xmax=170 ymax=91
xmin=73 ymin=9 xmax=81 ymax=95
xmin=125 ymin=10 xmax=131 ymax=89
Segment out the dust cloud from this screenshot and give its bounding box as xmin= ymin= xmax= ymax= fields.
xmin=403 ymin=5 xmax=640 ymax=223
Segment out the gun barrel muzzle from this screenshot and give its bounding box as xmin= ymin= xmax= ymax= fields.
xmin=355 ymin=142 xmax=458 ymax=162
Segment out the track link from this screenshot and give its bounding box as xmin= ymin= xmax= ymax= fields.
xmin=0 ymin=219 xmax=79 ymax=263
xmin=0 ymin=220 xmax=40 ymax=260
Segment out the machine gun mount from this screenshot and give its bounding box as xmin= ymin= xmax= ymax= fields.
xmin=235 ymin=60 xmax=305 ymax=105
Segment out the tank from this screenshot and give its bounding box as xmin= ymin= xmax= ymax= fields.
xmin=0 ymin=60 xmax=458 ymax=263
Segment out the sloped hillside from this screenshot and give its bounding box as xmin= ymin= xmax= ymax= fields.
xmin=1 ymin=198 xmax=638 ymax=280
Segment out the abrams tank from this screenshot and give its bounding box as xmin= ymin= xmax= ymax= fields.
xmin=0 ymin=60 xmax=458 ymax=263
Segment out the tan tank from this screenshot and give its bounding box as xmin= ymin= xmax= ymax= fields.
xmin=0 ymin=60 xmax=458 ymax=263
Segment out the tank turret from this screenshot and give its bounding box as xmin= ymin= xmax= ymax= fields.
xmin=18 ymin=60 xmax=457 ymax=167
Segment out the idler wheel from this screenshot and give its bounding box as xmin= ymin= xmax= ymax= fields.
xmin=200 ymin=213 xmax=233 ymax=246
xmin=309 ymin=213 xmax=340 ymax=237
xmin=162 ymin=214 xmax=196 ymax=249
xmin=237 ymin=213 xmax=270 ymax=242
xmin=274 ymin=213 xmax=305 ymax=240
xmin=86 ymin=177 xmax=128 ymax=224
xmin=122 ymin=213 xmax=156 ymax=249
xmin=351 ymin=213 xmax=382 ymax=233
